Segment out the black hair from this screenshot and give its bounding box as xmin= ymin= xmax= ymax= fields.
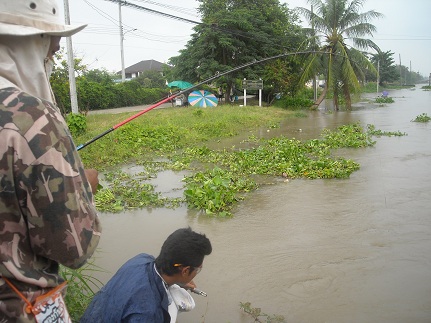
xmin=155 ymin=227 xmax=212 ymax=276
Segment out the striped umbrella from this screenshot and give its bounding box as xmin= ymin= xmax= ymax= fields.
xmin=188 ymin=90 xmax=218 ymax=107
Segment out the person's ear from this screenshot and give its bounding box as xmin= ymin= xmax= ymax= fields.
xmin=182 ymin=266 xmax=191 ymax=276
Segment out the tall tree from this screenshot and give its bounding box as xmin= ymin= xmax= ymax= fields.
xmin=168 ymin=0 xmax=304 ymax=101
xmin=369 ymin=50 xmax=398 ymax=85
xmin=297 ymin=0 xmax=383 ymax=109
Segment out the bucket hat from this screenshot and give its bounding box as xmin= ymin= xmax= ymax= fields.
xmin=0 ymin=0 xmax=86 ymax=37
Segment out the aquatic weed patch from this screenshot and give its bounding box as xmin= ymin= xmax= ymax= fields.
xmin=180 ymin=124 xmax=372 ymax=216
xmin=95 ymin=170 xmax=183 ymax=213
xmin=322 ymin=123 xmax=376 ymax=148
xmin=88 ymin=114 xmax=404 ymax=217
xmin=183 ymin=167 xmax=257 ymax=217
xmin=240 ymin=302 xmax=286 ymax=323
xmin=375 ymin=97 xmax=394 ymax=104
xmin=411 ymin=113 xmax=431 ymax=123
xmin=367 ymin=124 xmax=407 ymax=136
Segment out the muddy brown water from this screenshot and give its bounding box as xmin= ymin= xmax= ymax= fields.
xmin=91 ymin=86 xmax=431 ymax=323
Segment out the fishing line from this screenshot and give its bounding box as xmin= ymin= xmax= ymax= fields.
xmin=76 ymin=50 xmax=325 ymax=151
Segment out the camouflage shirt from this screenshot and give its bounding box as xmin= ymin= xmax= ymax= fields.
xmin=0 ymin=87 xmax=101 ymax=321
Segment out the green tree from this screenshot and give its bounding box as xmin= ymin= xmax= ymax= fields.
xmin=297 ymin=0 xmax=383 ymax=109
xmin=50 ymin=48 xmax=88 ymax=113
xmin=134 ymin=70 xmax=167 ymax=88
xmin=368 ymin=50 xmax=398 ymax=85
xmin=168 ymin=0 xmax=304 ymax=102
xmin=84 ymin=68 xmax=116 ymax=85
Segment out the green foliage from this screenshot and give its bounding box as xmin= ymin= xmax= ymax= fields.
xmin=176 ymin=124 xmax=375 ymax=215
xmin=66 ymin=113 xmax=87 ymax=136
xmin=75 ymin=107 xmax=404 ymax=217
xmin=375 ymin=97 xmax=394 ymax=103
xmin=366 ymin=124 xmax=407 ymax=136
xmin=170 ymin=0 xmax=305 ymax=102
xmin=75 ymin=106 xmax=291 ymax=170
xmin=94 ymin=170 xmax=183 ymax=212
xmin=274 ymin=95 xmax=314 ymax=110
xmin=76 ymin=79 xmax=166 ymax=111
xmin=411 ymin=113 xmax=431 ymax=123
xmin=50 ymin=48 xmax=88 ymax=113
xmin=240 ymin=302 xmax=286 ymax=323
xmin=50 ymin=49 xmax=167 ymax=114
xmin=368 ymin=50 xmax=398 ymax=84
xmin=361 ymin=82 xmax=379 ymax=93
xmin=322 ymin=123 xmax=375 ymax=148
xmin=184 ymin=167 xmax=257 ymax=217
xmin=60 ymin=262 xmax=105 ymax=322
xmin=84 ymin=69 xmax=115 ymax=84
xmin=133 ymin=70 xmax=168 ymax=88
xmin=422 ymin=86 xmax=431 ymax=91
xmin=297 ymin=0 xmax=383 ymax=109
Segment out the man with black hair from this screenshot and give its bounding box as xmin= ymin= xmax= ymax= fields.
xmin=81 ymin=227 xmax=212 ymax=323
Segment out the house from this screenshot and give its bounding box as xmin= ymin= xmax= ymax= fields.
xmin=118 ymin=59 xmax=170 ymax=79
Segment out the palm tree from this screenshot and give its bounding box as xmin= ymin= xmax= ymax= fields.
xmin=297 ymin=0 xmax=383 ymax=109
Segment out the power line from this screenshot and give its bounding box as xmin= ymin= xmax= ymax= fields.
xmin=133 ymin=0 xmax=199 ymax=17
xmin=104 ymin=0 xmax=201 ymax=25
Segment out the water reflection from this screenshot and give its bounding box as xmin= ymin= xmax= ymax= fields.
xmin=92 ymin=87 xmax=431 ymax=323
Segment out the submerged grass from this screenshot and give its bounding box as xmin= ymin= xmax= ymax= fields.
xmin=76 ymin=106 xmax=295 ymax=170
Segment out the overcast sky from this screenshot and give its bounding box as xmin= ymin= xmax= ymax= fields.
xmin=60 ymin=0 xmax=431 ymax=77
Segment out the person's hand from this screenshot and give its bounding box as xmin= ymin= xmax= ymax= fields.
xmin=84 ymin=169 xmax=99 ymax=194
xmin=183 ymin=280 xmax=196 ymax=290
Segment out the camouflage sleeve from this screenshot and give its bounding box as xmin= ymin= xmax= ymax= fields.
xmin=0 ymin=88 xmax=101 ymax=274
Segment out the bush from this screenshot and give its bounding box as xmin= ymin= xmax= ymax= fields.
xmin=274 ymin=95 xmax=314 ymax=109
xmin=53 ymin=76 xmax=167 ymax=113
xmin=66 ymin=113 xmax=87 ymax=136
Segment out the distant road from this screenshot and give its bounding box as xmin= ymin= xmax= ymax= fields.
xmin=87 ymin=94 xmax=256 ymax=115
xmin=87 ymin=102 xmax=174 ymax=115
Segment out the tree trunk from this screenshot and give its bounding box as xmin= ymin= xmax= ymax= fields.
xmin=312 ymin=86 xmax=327 ymax=109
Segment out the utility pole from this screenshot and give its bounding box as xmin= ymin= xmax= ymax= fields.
xmin=63 ymin=0 xmax=79 ymax=114
xmin=409 ymin=61 xmax=412 ymax=85
xmin=311 ymin=5 xmax=317 ymax=101
xmin=377 ymin=59 xmax=380 ymax=94
xmin=119 ymin=2 xmax=126 ymax=82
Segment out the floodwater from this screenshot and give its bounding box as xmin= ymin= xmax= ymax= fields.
xmin=91 ymin=86 xmax=431 ymax=323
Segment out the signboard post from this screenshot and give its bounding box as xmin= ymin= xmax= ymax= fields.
xmin=242 ymin=79 xmax=264 ymax=107
xmin=259 ymin=78 xmax=262 ymax=107
xmin=243 ymin=78 xmax=247 ymax=106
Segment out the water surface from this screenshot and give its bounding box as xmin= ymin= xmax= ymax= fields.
xmin=93 ymin=87 xmax=431 ymax=323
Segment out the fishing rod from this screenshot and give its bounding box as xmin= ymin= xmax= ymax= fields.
xmin=76 ymin=50 xmax=323 ymax=151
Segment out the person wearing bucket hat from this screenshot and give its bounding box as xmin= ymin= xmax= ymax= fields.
xmin=0 ymin=1 xmax=101 ymax=322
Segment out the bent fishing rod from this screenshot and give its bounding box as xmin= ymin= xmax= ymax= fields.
xmin=76 ymin=50 xmax=322 ymax=151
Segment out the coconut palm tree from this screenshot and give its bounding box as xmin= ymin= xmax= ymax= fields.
xmin=297 ymin=0 xmax=383 ymax=109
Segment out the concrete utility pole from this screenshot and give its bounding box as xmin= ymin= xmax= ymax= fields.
xmin=399 ymin=54 xmax=402 ymax=86
xmin=429 ymin=73 xmax=431 ymax=86
xmin=63 ymin=0 xmax=79 ymax=114
xmin=377 ymin=60 xmax=380 ymax=94
xmin=311 ymin=5 xmax=317 ymax=101
xmin=119 ymin=3 xmax=126 ymax=82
